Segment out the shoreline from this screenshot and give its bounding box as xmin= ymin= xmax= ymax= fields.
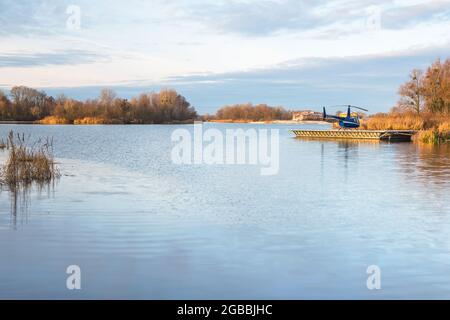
xmin=0 ymin=120 xmax=197 ymax=125
xmin=0 ymin=120 xmax=330 ymax=125
xmin=208 ymin=120 xmax=330 ymax=125
xmin=0 ymin=121 xmax=35 ymax=124
xmin=0 ymin=120 xmax=447 ymax=144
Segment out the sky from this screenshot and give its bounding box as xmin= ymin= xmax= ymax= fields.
xmin=0 ymin=0 xmax=450 ymax=114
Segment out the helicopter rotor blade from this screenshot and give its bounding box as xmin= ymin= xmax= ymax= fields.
xmin=349 ymin=106 xmax=369 ymax=112
xmin=326 ymin=105 xmax=349 ymax=108
xmin=325 ymin=105 xmax=369 ymax=112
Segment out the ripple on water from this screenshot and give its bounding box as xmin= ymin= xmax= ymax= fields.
xmin=0 ymin=125 xmax=450 ymax=299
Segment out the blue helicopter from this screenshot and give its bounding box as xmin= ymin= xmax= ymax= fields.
xmin=323 ymin=105 xmax=368 ymax=129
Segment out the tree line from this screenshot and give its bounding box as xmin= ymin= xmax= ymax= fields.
xmin=396 ymin=58 xmax=450 ymax=115
xmin=214 ymin=103 xmax=292 ymax=121
xmin=0 ymin=87 xmax=198 ymax=124
xmin=2 ymin=58 xmax=447 ymax=124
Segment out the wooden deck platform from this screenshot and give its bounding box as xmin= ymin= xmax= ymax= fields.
xmin=291 ymin=129 xmax=416 ymax=141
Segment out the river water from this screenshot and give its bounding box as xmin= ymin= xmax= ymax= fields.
xmin=0 ymin=123 xmax=449 ymax=299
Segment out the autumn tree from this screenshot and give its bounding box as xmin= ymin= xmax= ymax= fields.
xmin=130 ymin=93 xmax=152 ymax=122
xmin=51 ymin=94 xmax=86 ymax=121
xmin=1 ymin=86 xmax=197 ymax=123
xmin=423 ymin=58 xmax=450 ymax=114
xmin=216 ymin=103 xmax=291 ymax=121
xmin=159 ymin=89 xmax=196 ymax=122
xmin=0 ymin=90 xmax=12 ymax=120
xmin=129 ymin=89 xmax=196 ymax=123
xmin=99 ymin=88 xmax=117 ymax=118
xmin=10 ymin=86 xmax=54 ymax=120
xmin=397 ymin=59 xmax=450 ymax=115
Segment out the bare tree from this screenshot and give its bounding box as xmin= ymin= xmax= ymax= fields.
xmin=9 ymin=86 xmax=54 ymax=120
xmin=397 ymin=69 xmax=425 ymax=114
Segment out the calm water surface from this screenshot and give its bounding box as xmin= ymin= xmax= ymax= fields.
xmin=0 ymin=123 xmax=449 ymax=299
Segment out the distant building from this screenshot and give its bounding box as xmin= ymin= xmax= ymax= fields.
xmin=292 ymin=110 xmax=323 ymax=121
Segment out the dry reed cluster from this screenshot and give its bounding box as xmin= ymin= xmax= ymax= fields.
xmin=360 ymin=112 xmax=450 ymax=144
xmin=0 ymin=131 xmax=60 ymax=187
xmin=38 ymin=116 xmax=71 ymax=125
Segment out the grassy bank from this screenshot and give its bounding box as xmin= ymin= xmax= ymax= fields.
xmin=38 ymin=116 xmax=115 ymax=125
xmin=360 ymin=112 xmax=450 ymax=144
xmin=209 ymin=119 xmax=328 ymax=124
xmin=37 ymin=115 xmax=196 ymax=125
xmin=38 ymin=116 xmax=72 ymax=124
xmin=209 ymin=119 xmax=253 ymax=123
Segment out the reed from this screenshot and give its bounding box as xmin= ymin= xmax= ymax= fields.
xmin=360 ymin=112 xmax=450 ymax=144
xmin=414 ymin=124 xmax=450 ymax=144
xmin=74 ymin=117 xmax=113 ymax=124
xmin=0 ymin=131 xmax=60 ymax=187
xmin=360 ymin=112 xmax=425 ymax=130
xmin=0 ymin=138 xmax=5 ymax=150
xmin=38 ymin=116 xmax=71 ymax=124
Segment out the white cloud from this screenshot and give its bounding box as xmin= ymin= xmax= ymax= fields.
xmin=0 ymin=0 xmax=449 ymax=99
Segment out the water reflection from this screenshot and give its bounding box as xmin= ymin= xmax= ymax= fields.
xmin=0 ymin=124 xmax=449 ymax=299
xmin=397 ymin=143 xmax=450 ymax=184
xmin=0 ymin=181 xmax=56 ymax=229
xmin=302 ymin=138 xmax=382 ymax=181
xmin=296 ymin=137 xmax=450 ymax=188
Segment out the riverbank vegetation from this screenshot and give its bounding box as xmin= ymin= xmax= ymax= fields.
xmin=362 ymin=58 xmax=450 ymax=143
xmin=0 ymin=131 xmax=60 ymax=187
xmin=0 ymin=87 xmax=197 ymax=124
xmin=212 ymin=103 xmax=292 ymax=122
